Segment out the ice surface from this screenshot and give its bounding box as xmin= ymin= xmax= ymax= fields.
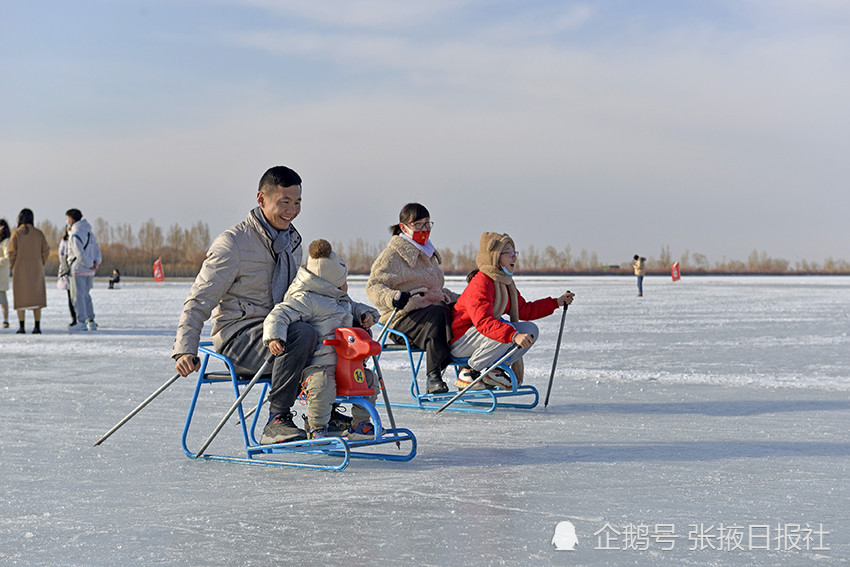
xmin=1 ymin=275 xmax=848 ymax=565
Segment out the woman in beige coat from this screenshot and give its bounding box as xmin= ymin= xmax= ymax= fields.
xmin=8 ymin=209 xmax=49 ymax=334
xmin=366 ymin=203 xmax=458 ymax=394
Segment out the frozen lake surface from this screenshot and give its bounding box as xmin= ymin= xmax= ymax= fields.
xmin=1 ymin=275 xmax=848 ymax=565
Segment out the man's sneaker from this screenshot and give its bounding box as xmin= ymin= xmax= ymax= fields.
xmin=425 ymin=372 xmax=449 ymax=394
xmin=261 ymin=412 xmax=307 ymax=444
xmin=86 ymin=319 xmax=98 ymax=331
xmin=308 ymin=425 xmax=329 ymax=439
xmin=454 ymin=367 xmax=486 ymax=391
xmin=346 ymin=421 xmax=375 ymax=441
xmin=68 ymin=322 xmax=88 ymax=332
xmin=328 ymin=406 xmax=352 ymax=436
xmin=482 ymin=368 xmax=513 ymax=390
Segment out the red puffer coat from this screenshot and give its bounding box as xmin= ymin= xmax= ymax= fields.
xmin=451 ymin=271 xmax=557 ymax=344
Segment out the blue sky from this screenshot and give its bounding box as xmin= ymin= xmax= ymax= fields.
xmin=2 ymin=0 xmax=848 ymax=265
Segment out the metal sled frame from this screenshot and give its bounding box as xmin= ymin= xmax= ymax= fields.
xmin=181 ymin=344 xmax=416 ymax=471
xmin=374 ymin=326 xmax=539 ymax=413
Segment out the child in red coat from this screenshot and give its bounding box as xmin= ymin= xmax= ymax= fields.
xmin=450 ymin=232 xmax=574 ymax=389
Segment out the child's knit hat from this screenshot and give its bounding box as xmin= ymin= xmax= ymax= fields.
xmin=306 ymin=239 xmax=348 ymax=288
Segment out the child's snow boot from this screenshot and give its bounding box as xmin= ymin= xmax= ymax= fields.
xmin=347 ymin=421 xmax=375 ymax=441
xmin=328 ymin=405 xmax=352 ymax=436
xmin=482 ymin=368 xmax=512 ymax=390
xmin=308 ymin=425 xmax=329 ymax=439
xmin=454 ymin=367 xmax=486 ymax=391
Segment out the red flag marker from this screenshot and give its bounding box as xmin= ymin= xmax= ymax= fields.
xmin=153 ymin=257 xmax=165 ymax=282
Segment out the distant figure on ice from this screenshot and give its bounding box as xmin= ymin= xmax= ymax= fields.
xmin=263 ymin=239 xmax=380 ymax=440
xmin=8 ymin=208 xmax=49 ymax=334
xmin=0 ymin=219 xmax=11 ymax=329
xmin=66 ymin=208 xmax=102 ymax=331
xmin=108 ymin=268 xmax=121 ymax=289
xmin=632 ymin=254 xmax=646 ymax=297
xmin=57 ymin=226 xmax=78 ymax=327
xmin=366 ymin=202 xmax=459 ymax=395
xmin=172 ymin=165 xmax=318 ymax=445
xmin=449 ymin=232 xmax=574 ymax=390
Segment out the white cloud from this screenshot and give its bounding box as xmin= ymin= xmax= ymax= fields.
xmin=225 ymin=0 xmax=467 ymax=29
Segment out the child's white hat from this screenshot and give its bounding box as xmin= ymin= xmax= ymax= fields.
xmin=307 ymin=239 xmax=348 ymax=288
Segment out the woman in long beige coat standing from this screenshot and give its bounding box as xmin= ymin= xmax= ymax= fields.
xmin=8 ymin=208 xmax=49 ymax=334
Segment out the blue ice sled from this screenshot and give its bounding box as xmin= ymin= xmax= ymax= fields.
xmin=373 ymin=325 xmax=539 ymax=414
xmin=181 ymin=342 xmax=416 ymax=471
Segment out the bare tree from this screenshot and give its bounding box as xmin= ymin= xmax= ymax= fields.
xmin=92 ymin=217 xmax=112 ymax=247
xmin=522 ymin=244 xmax=540 ymax=271
xmin=38 ymin=219 xmax=61 ymax=248
xmin=137 ymin=218 xmax=163 ymax=257
xmin=113 ymin=223 xmax=136 ymax=248
xmin=692 ymin=252 xmax=709 ymax=271
xmin=187 ymin=221 xmax=210 ymax=257
xmin=167 ymin=223 xmax=187 ymax=251
xmin=544 ymin=245 xmax=560 ymax=269
xmin=658 ymin=244 xmax=672 ymax=269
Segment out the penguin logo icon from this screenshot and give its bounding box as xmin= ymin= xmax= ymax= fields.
xmin=552 ymin=521 xmax=578 ymax=551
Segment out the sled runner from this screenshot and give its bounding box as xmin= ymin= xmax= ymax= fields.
xmin=182 ymin=328 xmax=416 ymax=471
xmin=373 ymin=325 xmax=539 ymax=413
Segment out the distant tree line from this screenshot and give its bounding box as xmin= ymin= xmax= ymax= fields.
xmin=40 ymin=218 xmax=211 ymax=277
xmin=34 ymin=219 xmax=850 ymax=278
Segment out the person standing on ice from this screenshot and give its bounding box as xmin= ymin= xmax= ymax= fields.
xmin=8 ymin=209 xmax=49 ymax=334
xmin=449 ymin=232 xmax=574 ymax=390
xmin=366 ymin=203 xmax=458 ymax=395
xmin=57 ymin=226 xmax=79 ymax=328
xmin=172 ymin=165 xmax=319 ymax=445
xmin=632 ymin=254 xmax=646 ymax=297
xmin=65 ymin=208 xmax=102 ymax=331
xmin=263 ymin=239 xmax=380 ymax=440
xmin=0 ymin=219 xmax=11 ymax=329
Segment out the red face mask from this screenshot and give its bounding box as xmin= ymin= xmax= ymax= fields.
xmin=410 ymin=230 xmax=430 ymax=245
xmin=401 ymin=223 xmax=431 ymax=246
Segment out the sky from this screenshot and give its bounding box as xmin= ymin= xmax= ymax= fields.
xmin=1 ymin=0 xmax=848 ymax=265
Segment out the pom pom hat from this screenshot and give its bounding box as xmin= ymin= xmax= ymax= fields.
xmin=306 ymin=239 xmax=348 ymax=288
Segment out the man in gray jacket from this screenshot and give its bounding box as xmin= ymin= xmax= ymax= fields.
xmin=172 ymin=165 xmax=318 ymax=443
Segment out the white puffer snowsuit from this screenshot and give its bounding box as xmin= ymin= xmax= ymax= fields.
xmin=263 ymin=267 xmax=379 ymax=429
xmin=67 ymin=218 xmax=101 ymax=276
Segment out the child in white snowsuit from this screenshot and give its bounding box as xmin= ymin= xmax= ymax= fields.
xmin=263 ymin=239 xmax=380 ymax=440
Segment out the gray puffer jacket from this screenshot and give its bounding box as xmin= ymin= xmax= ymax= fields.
xmin=172 ymin=211 xmax=302 ymax=357
xmin=263 ymin=267 xmax=379 ymax=368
